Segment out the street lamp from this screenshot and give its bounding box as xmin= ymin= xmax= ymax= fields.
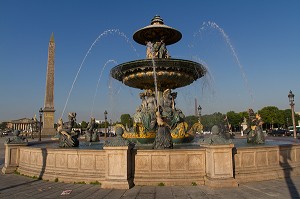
xmin=39 ymin=107 xmax=43 ymax=141
xmin=109 ymin=119 xmax=112 ymax=135
xmin=197 ymin=105 xmax=202 ymax=123
xmin=288 ymin=90 xmax=297 ymax=139
xmin=104 ymin=110 xmax=108 ymax=138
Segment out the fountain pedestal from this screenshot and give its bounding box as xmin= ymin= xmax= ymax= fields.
xmin=102 ymin=145 xmax=134 ymax=189
xmin=2 ymin=143 xmax=28 ymax=174
xmin=203 ymin=144 xmax=238 ymax=187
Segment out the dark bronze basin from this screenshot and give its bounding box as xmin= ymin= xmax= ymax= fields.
xmin=110 ymin=58 xmax=206 ymax=90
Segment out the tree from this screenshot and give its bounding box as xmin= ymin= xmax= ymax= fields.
xmin=283 ymin=109 xmax=300 ymax=128
xmin=80 ymin=121 xmax=88 ymax=129
xmin=239 ymin=111 xmax=248 ymax=120
xmin=185 ymin=115 xmax=199 ymax=129
xmin=226 ymin=111 xmax=242 ymax=132
xmin=259 ymin=106 xmax=281 ymax=129
xmin=0 ymin=122 xmax=7 ymax=130
xmin=201 ymin=112 xmax=225 ymax=131
xmin=120 ymin=114 xmax=132 ymax=127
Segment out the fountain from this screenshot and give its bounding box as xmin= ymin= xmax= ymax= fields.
xmin=2 ymin=16 xmax=300 ymax=189
xmin=110 ymin=15 xmax=206 ymax=144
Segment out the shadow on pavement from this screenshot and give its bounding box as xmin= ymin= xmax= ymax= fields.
xmin=279 ymin=144 xmax=299 ymax=198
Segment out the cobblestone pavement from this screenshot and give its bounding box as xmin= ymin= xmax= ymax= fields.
xmin=0 ymin=137 xmax=299 ymax=199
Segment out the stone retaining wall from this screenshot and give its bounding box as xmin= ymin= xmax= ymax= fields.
xmin=234 ymin=144 xmax=300 ymax=183
xmin=18 ymin=147 xmax=106 ymax=183
xmin=2 ymin=141 xmax=300 ymax=189
xmin=133 ymin=149 xmax=206 ymax=186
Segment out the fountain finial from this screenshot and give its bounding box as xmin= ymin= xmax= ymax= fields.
xmin=151 ymin=15 xmax=164 ymax=25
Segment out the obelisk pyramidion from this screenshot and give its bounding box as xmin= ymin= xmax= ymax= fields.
xmin=42 ymin=33 xmax=56 ymax=135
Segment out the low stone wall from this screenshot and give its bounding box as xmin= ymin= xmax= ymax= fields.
xmin=133 ymin=149 xmax=206 ymax=186
xmin=2 ymin=140 xmax=300 ymax=189
xmin=234 ymin=144 xmax=300 ymax=183
xmin=17 ymin=145 xmax=106 ymax=183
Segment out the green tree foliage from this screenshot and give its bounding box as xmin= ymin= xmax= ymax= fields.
xmin=201 ymin=112 xmax=225 ymax=131
xmin=120 ymin=114 xmax=132 ymax=127
xmin=80 ymin=121 xmax=88 ymax=129
xmin=226 ymin=111 xmax=242 ymax=131
xmin=281 ymin=109 xmax=300 ymax=128
xmin=0 ymin=122 xmax=7 ymax=130
xmin=185 ymin=106 xmax=300 ymax=132
xmin=239 ymin=111 xmax=248 ymax=121
xmin=185 ymin=115 xmax=199 ymax=129
xmin=259 ymin=106 xmax=282 ymax=129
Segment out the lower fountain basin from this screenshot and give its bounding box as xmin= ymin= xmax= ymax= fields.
xmin=3 ymin=137 xmax=300 ymax=187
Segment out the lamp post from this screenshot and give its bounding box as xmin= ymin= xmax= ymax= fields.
xmin=104 ymin=110 xmax=107 ymax=138
xmin=39 ymin=107 xmax=43 ymax=141
xmin=288 ymin=90 xmax=297 ymax=139
xmin=197 ymin=105 xmax=202 ymax=123
xmin=31 ymin=119 xmax=34 ymax=139
xmin=109 ymin=119 xmax=112 ymax=136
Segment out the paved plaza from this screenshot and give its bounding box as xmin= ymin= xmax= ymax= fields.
xmin=0 ymin=137 xmax=299 ymax=199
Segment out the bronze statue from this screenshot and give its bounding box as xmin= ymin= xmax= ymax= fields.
xmin=57 ymin=112 xmax=79 ymax=147
xmin=244 ymin=109 xmax=265 ymax=144
xmin=201 ymin=125 xmax=232 ymax=145
xmin=152 ymin=110 xmax=173 ymax=149
xmin=5 ymin=130 xmax=27 ymax=144
xmin=85 ymin=117 xmax=99 ymax=142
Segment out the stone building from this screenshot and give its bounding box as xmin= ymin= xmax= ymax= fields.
xmin=6 ymin=117 xmax=40 ymax=133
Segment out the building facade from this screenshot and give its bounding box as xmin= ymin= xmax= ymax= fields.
xmin=6 ymin=117 xmax=39 ymax=133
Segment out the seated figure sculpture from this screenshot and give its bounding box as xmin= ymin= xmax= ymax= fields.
xmin=161 ymin=89 xmax=184 ymax=129
xmin=147 ymin=37 xmax=169 ymax=59
xmin=244 ymin=109 xmax=265 ymax=144
xmin=85 ymin=117 xmax=99 ymax=142
xmin=202 ymin=125 xmax=232 ymax=145
xmin=152 ymin=109 xmax=173 ymax=149
xmin=133 ymin=90 xmax=157 ymax=133
xmin=132 ymin=88 xmax=186 ymax=138
xmin=5 ymin=130 xmax=28 ymax=144
xmin=57 ymin=112 xmax=79 ymax=147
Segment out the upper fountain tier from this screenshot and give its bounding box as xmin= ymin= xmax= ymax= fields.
xmin=133 ymin=15 xmax=182 ymax=45
xmin=110 ymin=16 xmax=206 ymax=91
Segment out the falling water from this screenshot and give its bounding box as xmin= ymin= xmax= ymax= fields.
xmin=178 ymin=54 xmax=215 ymax=114
xmin=60 ymin=29 xmax=137 ymax=119
xmin=198 ymin=21 xmax=255 ymax=107
xmin=146 ymin=42 xmax=159 ymax=111
xmin=90 ymin=59 xmax=118 ymax=118
xmin=191 ymin=56 xmax=215 ymax=97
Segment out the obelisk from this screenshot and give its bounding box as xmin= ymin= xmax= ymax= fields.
xmin=42 ymin=33 xmax=56 ymax=135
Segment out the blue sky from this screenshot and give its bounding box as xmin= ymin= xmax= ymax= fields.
xmin=1 ymin=0 xmax=300 ymax=123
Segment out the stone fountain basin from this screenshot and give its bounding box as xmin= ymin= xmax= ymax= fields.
xmin=110 ymin=58 xmax=206 ymax=90
xmin=4 ymin=138 xmax=300 ymax=186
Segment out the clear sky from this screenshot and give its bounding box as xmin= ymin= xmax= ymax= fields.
xmin=1 ymin=0 xmax=300 ymax=123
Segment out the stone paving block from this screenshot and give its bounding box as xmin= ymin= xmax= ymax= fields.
xmin=29 ymin=181 xmax=70 ymax=198
xmin=135 ymin=193 xmax=155 ymax=199
xmin=65 ymin=185 xmax=101 ymax=199
xmin=120 ymin=186 xmax=140 ymax=198
xmin=139 ymin=186 xmax=156 ymax=194
xmin=84 ymin=189 xmax=113 ymax=199
xmin=102 ymin=189 xmax=127 ymax=199
xmin=41 ymin=182 xmax=82 ymax=198
xmin=170 ymin=186 xmax=187 ymax=197
xmin=155 ymin=186 xmax=173 ymax=199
